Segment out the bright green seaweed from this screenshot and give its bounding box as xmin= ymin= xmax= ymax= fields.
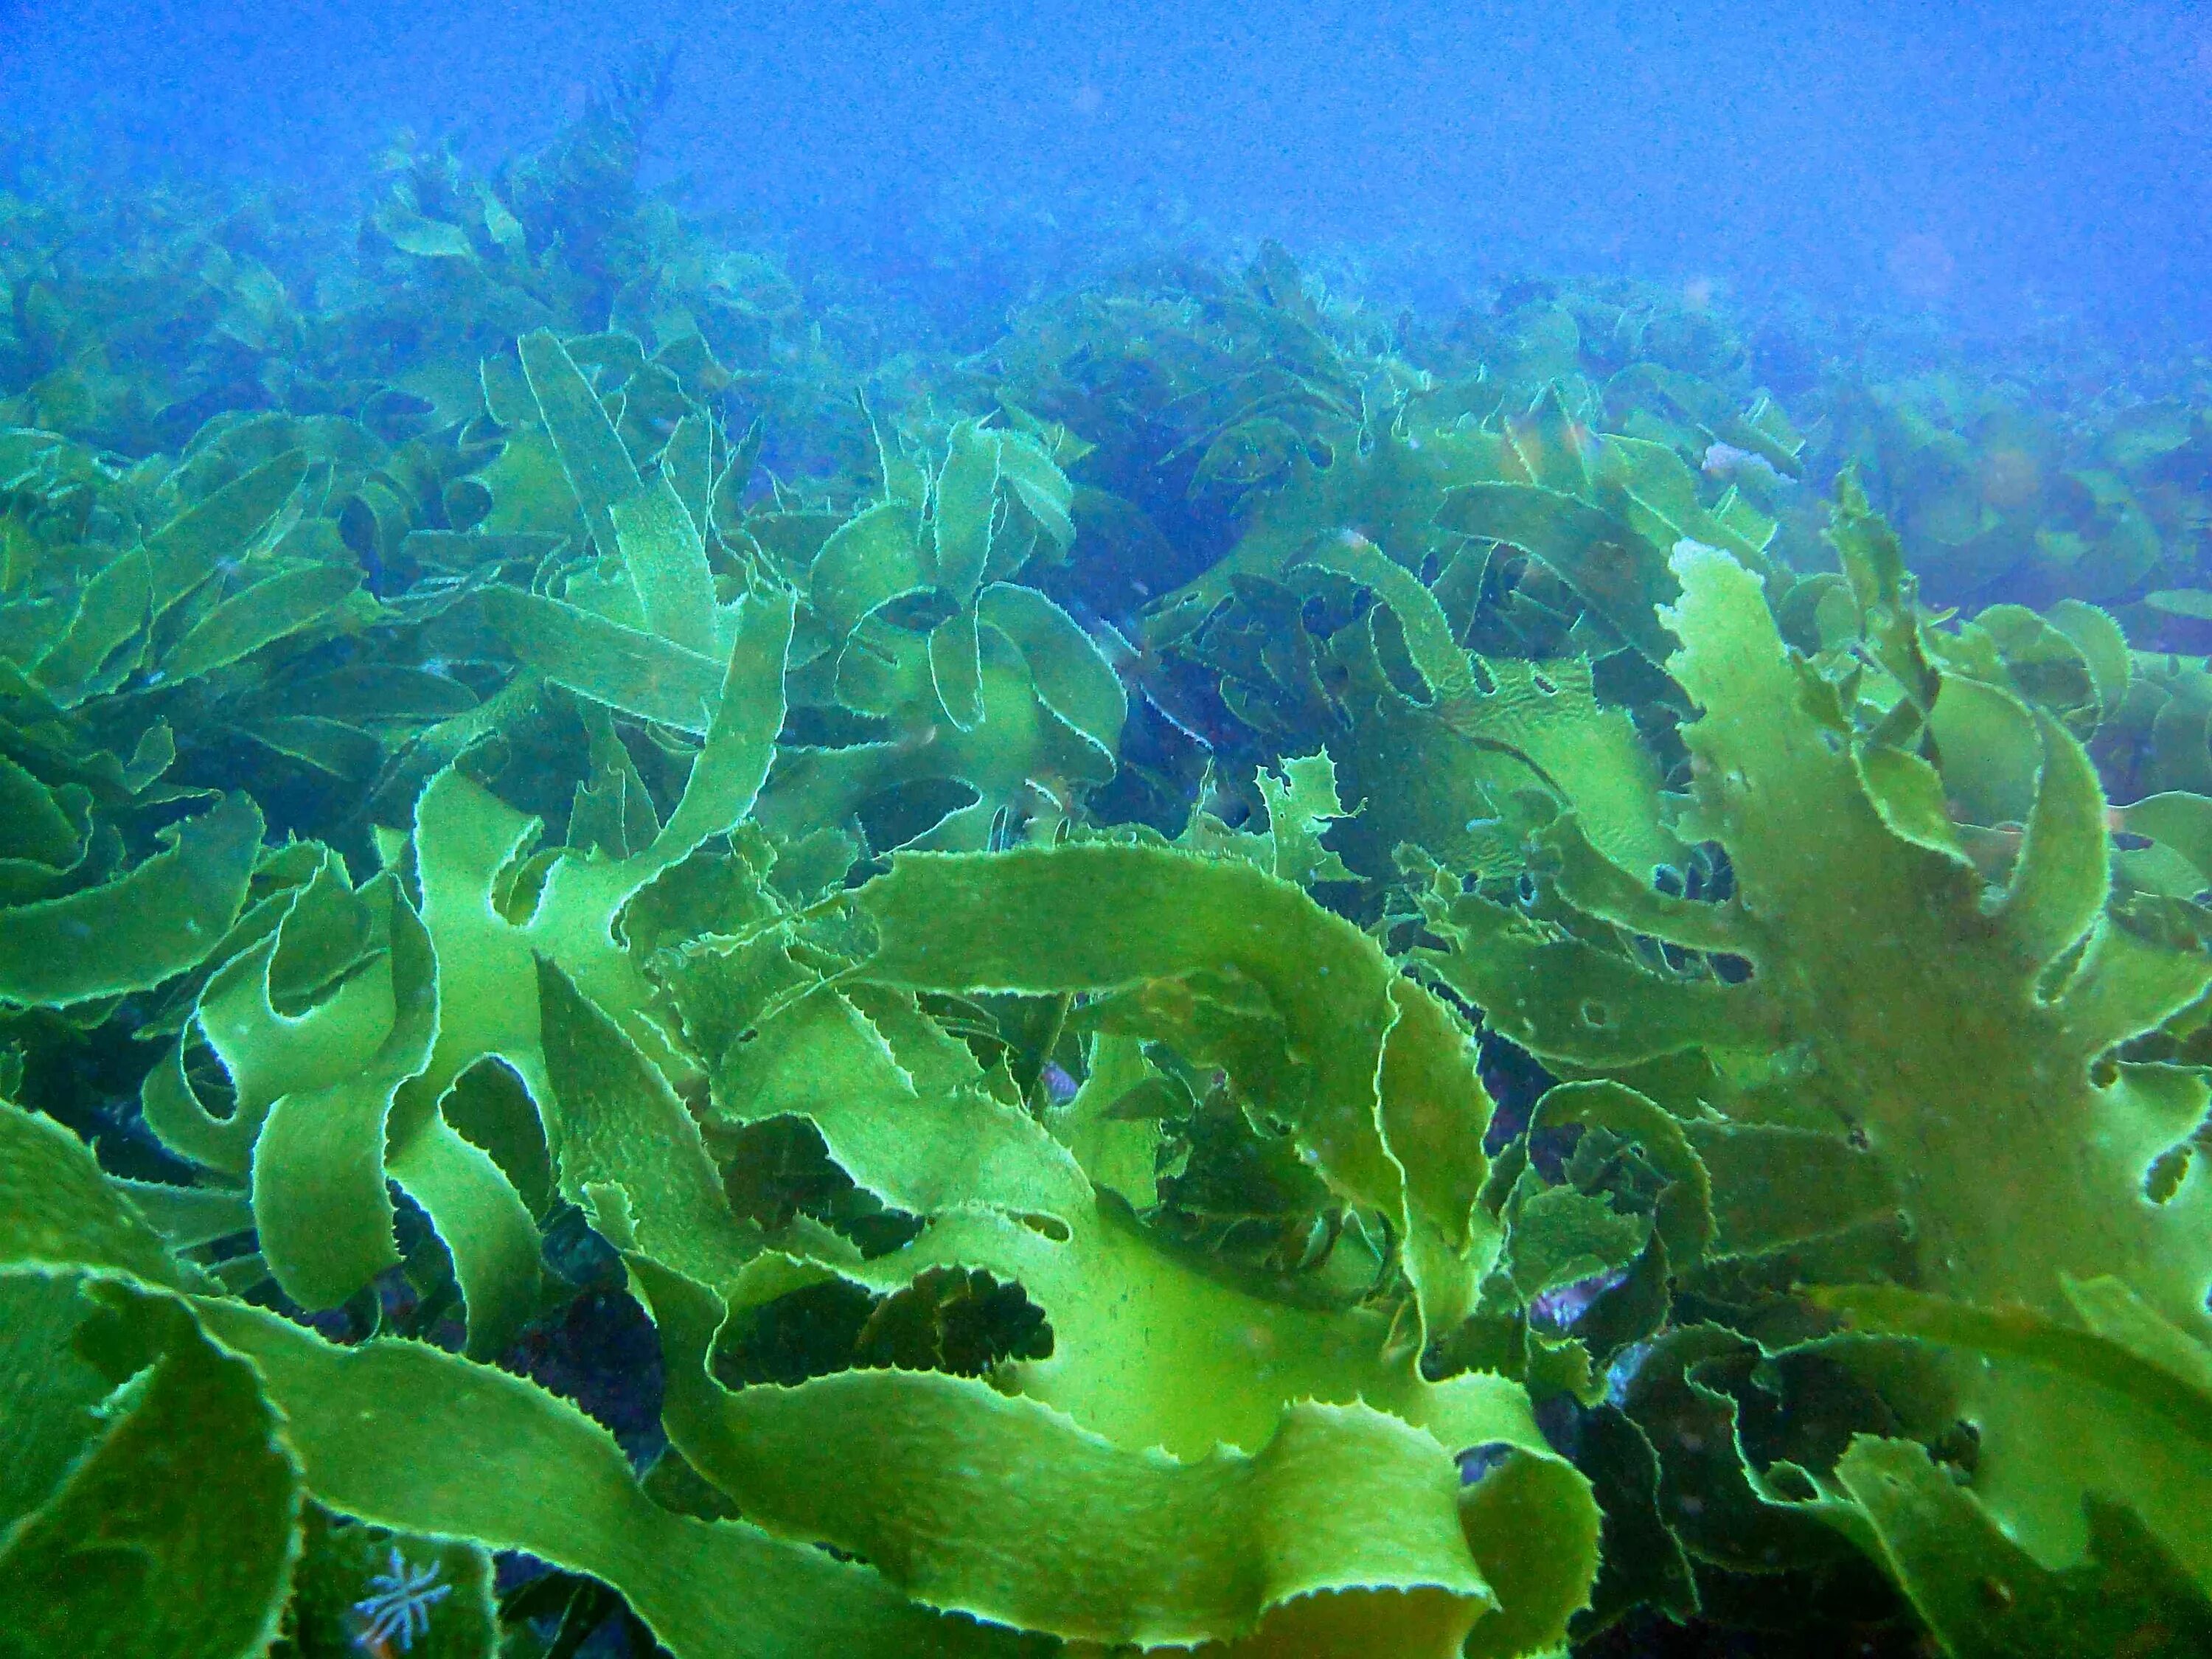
xmin=5 ymin=110 xmax=2212 ymax=1659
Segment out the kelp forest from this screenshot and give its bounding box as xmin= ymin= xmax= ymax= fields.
xmin=1 ymin=72 xmax=2210 ymax=1659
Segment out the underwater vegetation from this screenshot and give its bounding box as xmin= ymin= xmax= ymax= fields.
xmin=4 ymin=96 xmax=2212 ymax=1659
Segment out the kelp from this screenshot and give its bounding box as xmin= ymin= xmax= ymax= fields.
xmin=1418 ymin=532 xmax=2212 ymax=1645
xmin=1809 ymin=365 xmax=2212 ymax=650
xmin=1 ymin=778 xmax=1608 ymax=1652
xmin=753 ymin=411 xmax=1127 ymax=850
xmin=11 ymin=116 xmax=2212 ymax=1659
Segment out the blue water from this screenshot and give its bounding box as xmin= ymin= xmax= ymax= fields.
xmin=8 ymin=0 xmax=2208 ymax=343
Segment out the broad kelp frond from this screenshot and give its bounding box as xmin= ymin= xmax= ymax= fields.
xmin=1419 ymin=529 xmax=2212 ymax=1646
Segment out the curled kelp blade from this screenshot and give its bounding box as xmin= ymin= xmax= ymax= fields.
xmin=639 ymin=1256 xmax=1499 ymax=1656
xmin=0 ymin=1099 xmax=1040 ymax=1659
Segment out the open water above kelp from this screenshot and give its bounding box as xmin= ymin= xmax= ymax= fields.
xmin=2 ymin=7 xmax=2211 ymax=1658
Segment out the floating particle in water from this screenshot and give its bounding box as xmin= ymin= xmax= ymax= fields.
xmin=1701 ymin=441 xmax=1784 ymax=488
xmin=1888 ymin=232 xmax=1957 ymax=301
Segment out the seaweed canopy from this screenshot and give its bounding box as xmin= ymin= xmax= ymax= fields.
xmin=16 ymin=105 xmax=2212 ymax=1656
xmin=756 ymin=410 xmax=1127 ymax=851
xmin=1422 ymin=523 xmax=2212 ymax=1633
xmin=0 ymin=309 xmax=1603 ymax=1655
xmin=0 ymin=799 xmax=1611 ymax=1655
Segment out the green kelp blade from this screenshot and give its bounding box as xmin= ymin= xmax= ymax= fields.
xmin=665 ymin=1218 xmax=1601 ymax=1655
xmin=975 ymin=582 xmax=1127 ymax=757
xmin=1497 ymin=384 xmax=1596 ymax=493
xmin=2118 ymin=792 xmax=2212 ymax=890
xmin=930 ymin=606 xmax=986 ymax=731
xmin=1524 ymin=1081 xmax=1714 ymax=1268
xmin=662 ymin=411 xmax=715 ymax=538
xmin=1600 ymin=434 xmax=1775 ymax=569
xmin=1835 ymin=1436 xmax=2212 ymax=1659
xmin=1253 ymin=749 xmax=1359 ymax=886
xmin=479 ymin=586 xmax=725 ymax=732
xmin=991 ymin=430 xmax=1077 ymax=555
xmin=122 ymin=720 xmax=176 ymax=793
xmin=858 ymin=845 xmax=1412 ymax=1232
xmin=832 ymin=605 xmax=939 ymax=718
xmin=0 ymin=1103 xmax=1027 ymax=1658
xmin=1993 ymin=709 xmax=2110 ymax=970
xmin=143 ymin=450 xmax=311 ymax=611
xmin=0 ymin=1271 xmax=302 ymax=1659
xmin=2044 ymin=599 xmax=2132 ymax=724
xmin=1301 ymin=532 xmax=1678 ymax=882
xmin=865 ymin=399 xmax=929 ymax=508
xmin=192 ymin=1302 xmax=1040 ymax=1659
xmin=1688 ymin=1121 xmax=1899 ymax=1262
xmin=1436 ymin=481 xmax=1679 ymax=664
xmin=709 ymin=981 xmax=1091 ymax=1227
xmin=385 ymin=1110 xmax=546 ymax=1361
xmin=1298 ymin=532 xmax=1481 ymax=705
xmin=1048 ymin=1032 xmax=1164 ymax=1206
xmin=288 ymin=663 xmax=481 ymax=723
xmin=637 ymin=583 xmax=793 ymax=861
xmin=35 ymin=450 xmax=307 ymax=701
xmin=0 ymin=1272 xmax=116 ymax=1533
xmin=771 ymin=610 xmax=1095 ymax=852
xmin=0 ymin=792 xmax=261 ymax=1008
xmin=1418 ymin=888 xmax=1761 ymax=1069
xmin=234 ymin=714 xmax=381 ymax=782
xmin=250 ymin=878 xmax=437 ymax=1313
xmin=932 ymin=419 xmax=1001 ymax=602
xmin=1457 ymin=1444 xmax=1609 ymax=1659
xmin=640 ymin=1259 xmax=1492 ymax=1655
xmin=375 ymin=197 xmax=478 ymax=260
xmin=29 ymin=548 xmax=149 ymax=705
xmin=859 ymin=844 xmax=1371 ymax=1164
xmin=1655 ymin=537 xmax=2212 ymax=1579
xmin=151 ymin=870 xmax=400 ymax=1179
xmin=0 ymin=751 xmax=87 ymax=870
xmin=390 ymin=588 xmax=790 ymax=1343
xmin=1538 ymin=814 xmax=1745 ymax=955
xmin=1815 ymin=1285 xmax=2212 ymax=1462
xmin=855 ymin=842 xmax=1498 ymax=1344
xmin=108 ymin=1179 xmax=253 ymax=1253
xmin=519 ymin=329 xmax=644 ymax=557
xmin=1378 ymin=978 xmax=1501 ymax=1340
xmin=154 ymin=562 xmax=361 ymax=686
xmin=402 ymin=773 xmax=557 ymax=1110
xmin=611 ymin=474 xmax=718 ymax=656
xmin=535 ymin=957 xmax=764 ymax=1286
xmin=1817 ymin=1284 xmax=2212 ymax=1599
xmin=810 ymin=498 xmax=928 ymax=639
xmin=0 ymin=1102 xmax=184 ymax=1287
